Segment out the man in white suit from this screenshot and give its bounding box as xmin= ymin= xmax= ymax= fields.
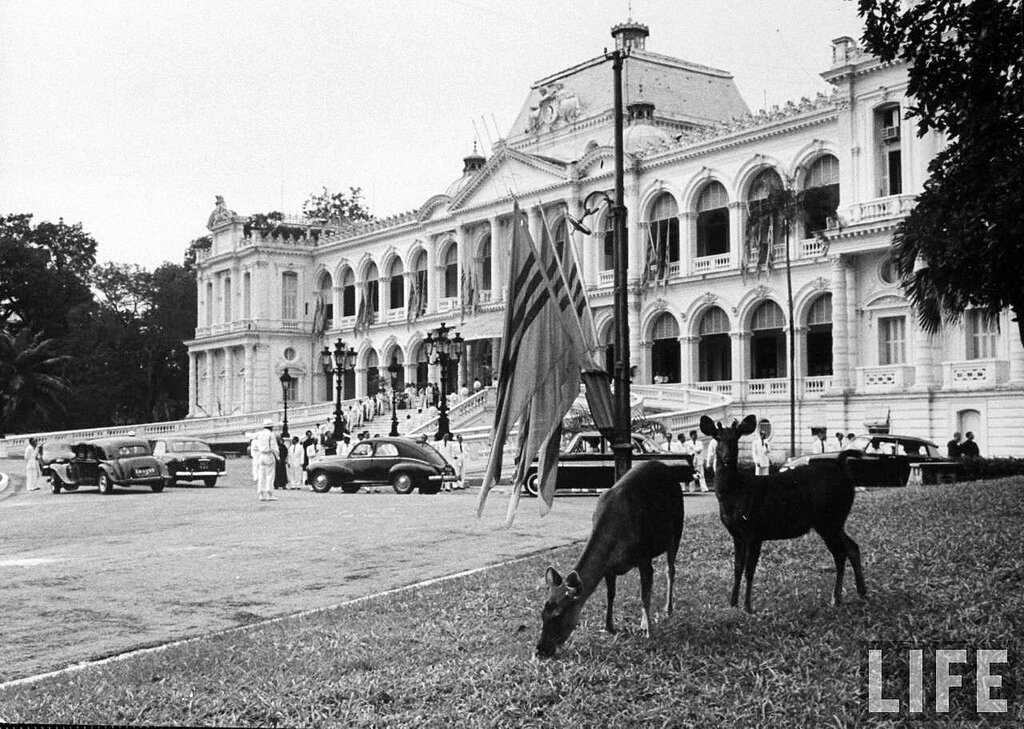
xmin=253 ymin=419 xmax=279 ymax=501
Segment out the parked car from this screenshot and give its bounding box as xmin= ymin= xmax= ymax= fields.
xmin=779 ymin=434 xmax=953 ymax=487
xmin=37 ymin=441 xmax=75 ymax=481
xmin=306 ymin=436 xmax=458 ymax=494
xmin=47 ymin=437 xmax=167 ymax=494
xmin=150 ymin=437 xmax=227 ymax=487
xmin=523 ymin=431 xmax=694 ymax=497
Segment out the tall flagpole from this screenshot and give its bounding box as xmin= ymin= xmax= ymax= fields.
xmin=611 ymin=48 xmax=632 ymax=481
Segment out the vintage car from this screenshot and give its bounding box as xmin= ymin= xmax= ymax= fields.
xmin=36 ymin=440 xmax=75 ymax=480
xmin=150 ymin=436 xmax=227 ymax=487
xmin=522 ymin=431 xmax=694 ymax=497
xmin=306 ymin=436 xmax=458 ymax=495
xmin=779 ymin=434 xmax=954 ymax=487
xmin=48 ymin=437 xmax=167 ymax=494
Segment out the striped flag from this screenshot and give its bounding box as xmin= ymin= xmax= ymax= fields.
xmin=476 ymin=202 xmax=579 ymax=524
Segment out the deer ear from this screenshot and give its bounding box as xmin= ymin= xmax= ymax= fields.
xmin=699 ymin=416 xmax=717 ymax=437
xmin=545 ymin=567 xmax=563 ymax=587
xmin=565 ymin=571 xmax=583 ymax=596
xmin=737 ymin=414 xmax=758 ymax=436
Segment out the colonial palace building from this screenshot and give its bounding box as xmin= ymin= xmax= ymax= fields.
xmin=186 ymin=22 xmax=1024 ymax=456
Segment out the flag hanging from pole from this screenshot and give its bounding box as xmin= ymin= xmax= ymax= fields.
xmin=475 ymin=202 xmax=579 ymax=524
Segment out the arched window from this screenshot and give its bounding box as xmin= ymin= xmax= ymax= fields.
xmin=696 ymin=182 xmax=729 ymax=257
xmin=342 ymin=269 xmax=356 ymax=317
xmin=547 ymin=217 xmax=569 ymax=261
xmin=444 ymin=244 xmax=458 ymax=298
xmin=389 ymin=258 xmax=404 ymax=310
xmin=650 ymin=312 xmax=680 ymax=383
xmin=803 ymin=155 xmax=840 ymax=234
xmin=698 ymin=307 xmax=731 ymax=382
xmin=479 ymin=235 xmax=492 ymax=292
xmin=365 ymin=262 xmax=380 ymax=315
xmin=806 ymin=294 xmax=833 ymax=376
xmin=647 ymin=193 xmax=680 ymax=264
xmin=750 ymin=300 xmax=786 ymax=379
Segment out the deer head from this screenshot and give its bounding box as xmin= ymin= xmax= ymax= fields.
xmin=701 ymin=414 xmax=757 ymax=470
xmin=536 ymin=567 xmax=585 ymax=657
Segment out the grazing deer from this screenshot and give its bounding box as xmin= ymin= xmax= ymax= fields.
xmin=536 ymin=460 xmax=684 ymax=658
xmin=700 ymin=414 xmax=867 ymax=613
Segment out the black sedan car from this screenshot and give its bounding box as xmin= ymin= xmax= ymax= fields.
xmin=150 ymin=437 xmax=227 ymax=487
xmin=47 ymin=437 xmax=167 ymax=494
xmin=779 ymin=434 xmax=954 ymax=487
xmin=307 ymin=436 xmax=458 ymax=494
xmin=523 ymin=431 xmax=694 ymax=497
xmin=37 ymin=440 xmax=75 ymax=480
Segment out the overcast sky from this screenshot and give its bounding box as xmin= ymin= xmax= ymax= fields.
xmin=0 ymin=0 xmax=864 ymax=270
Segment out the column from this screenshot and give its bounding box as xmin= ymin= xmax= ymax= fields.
xmin=489 ymin=215 xmax=502 ymax=301
xmin=1009 ymin=319 xmax=1024 ymax=383
xmin=491 ymin=337 xmax=501 ymax=385
xmin=680 ymin=212 xmax=697 ymax=275
xmin=628 ymin=299 xmax=642 ymax=385
xmin=382 ymin=273 xmax=392 ymax=313
xmin=455 ymin=223 xmax=467 ymax=310
xmin=206 ymin=350 xmax=216 ymax=415
xmin=792 ymin=326 xmax=807 ymax=380
xmin=458 ymin=350 xmax=469 ymax=391
xmin=224 ymin=348 xmax=235 ymax=412
xmin=728 ymin=202 xmax=745 ymax=270
xmin=528 ymin=206 xmax=544 ymax=246
xmin=845 ymin=262 xmax=858 ymax=380
xmin=426 ymin=239 xmax=439 ymax=312
xmin=829 ymin=255 xmax=851 ymax=390
xmin=912 ymin=319 xmax=936 ymax=390
xmin=679 ymin=335 xmax=696 ymax=387
xmin=731 ymin=332 xmax=749 ymax=397
xmin=187 ymin=352 xmax=198 ymax=417
xmin=626 ymin=175 xmax=642 ymax=284
xmin=244 ymin=344 xmax=255 ymax=413
xmin=640 ymin=341 xmax=653 ymax=383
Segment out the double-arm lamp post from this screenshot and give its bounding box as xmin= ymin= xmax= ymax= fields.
xmin=424 ymin=322 xmax=464 ymax=441
xmin=565 ymin=47 xmax=631 ymax=481
xmin=387 ymin=357 xmax=403 ymax=437
xmin=279 ymin=368 xmax=295 ymax=439
xmin=320 ymin=339 xmax=357 ymax=441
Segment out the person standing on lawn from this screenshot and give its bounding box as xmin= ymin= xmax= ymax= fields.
xmin=751 ymin=428 xmax=772 ymax=476
xmin=946 ymin=431 xmax=963 ymax=460
xmin=24 ymin=438 xmax=41 ymax=491
xmin=253 ymin=419 xmax=278 ymax=502
xmin=960 ymin=432 xmax=980 ymax=460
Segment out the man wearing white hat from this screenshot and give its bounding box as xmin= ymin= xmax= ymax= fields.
xmin=253 ymin=419 xmax=279 ymax=501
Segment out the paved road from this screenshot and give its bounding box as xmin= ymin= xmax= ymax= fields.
xmin=0 ymin=458 xmax=720 ymax=682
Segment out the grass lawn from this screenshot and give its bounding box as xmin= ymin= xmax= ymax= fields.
xmin=2 ymin=479 xmax=1022 ymax=727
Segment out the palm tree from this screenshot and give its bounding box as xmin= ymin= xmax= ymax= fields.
xmin=0 ymin=327 xmax=71 ymax=436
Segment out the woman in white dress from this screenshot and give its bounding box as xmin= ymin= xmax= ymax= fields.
xmin=24 ymin=438 xmax=41 ymax=491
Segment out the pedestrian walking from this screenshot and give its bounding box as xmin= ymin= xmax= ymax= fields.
xmin=24 ymin=438 xmax=41 ymax=491
xmin=253 ymin=419 xmax=278 ymax=501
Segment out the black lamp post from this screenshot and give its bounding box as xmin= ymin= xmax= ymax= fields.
xmin=425 ymin=322 xmax=464 ymax=441
xmin=321 ymin=338 xmax=356 ymax=441
xmin=279 ymin=368 xmax=294 ymax=438
xmin=387 ymin=356 xmax=403 ymax=437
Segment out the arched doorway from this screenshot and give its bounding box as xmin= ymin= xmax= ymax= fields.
xmin=650 ymin=313 xmax=680 ymax=383
xmin=698 ymin=307 xmax=732 ymax=382
xmin=750 ymin=300 xmax=786 ymax=379
xmin=806 ymin=294 xmax=833 ymax=376
xmin=412 ymin=341 xmax=429 ymax=387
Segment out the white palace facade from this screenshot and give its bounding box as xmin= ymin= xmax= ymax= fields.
xmin=186 ymin=22 xmax=1024 ymax=456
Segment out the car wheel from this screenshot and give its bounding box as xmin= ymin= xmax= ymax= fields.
xmin=203 ymin=477 xmax=217 ymax=488
xmin=524 ymin=473 xmax=540 ymax=498
xmin=50 ymin=476 xmax=62 ymax=494
xmin=310 ymin=471 xmax=333 ymax=493
xmin=97 ymin=472 xmax=113 ymax=495
xmin=151 ymin=482 xmax=165 ymax=493
xmin=391 ymin=472 xmax=415 ymax=495
xmin=340 ymin=483 xmax=360 ymax=494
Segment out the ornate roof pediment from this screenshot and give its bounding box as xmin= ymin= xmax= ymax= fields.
xmin=448 ymin=147 xmax=570 ymax=212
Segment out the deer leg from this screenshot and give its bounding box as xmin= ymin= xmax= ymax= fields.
xmin=730 ymin=534 xmax=746 ymax=608
xmin=742 ymin=539 xmax=763 ymax=614
xmin=817 ymin=529 xmax=848 ymax=606
xmin=844 ymin=532 xmax=868 ymax=599
xmin=604 ymin=574 xmax=617 ymax=633
xmin=664 ymin=548 xmax=678 ymax=617
xmin=638 ymin=560 xmax=654 ymax=638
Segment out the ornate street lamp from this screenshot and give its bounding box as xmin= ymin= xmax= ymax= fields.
xmin=424 ymin=322 xmax=464 ymax=441
xmin=387 ymin=356 xmax=403 ymax=437
xmin=321 ymin=338 xmax=356 ymax=441
xmin=279 ymin=367 xmax=294 ymax=438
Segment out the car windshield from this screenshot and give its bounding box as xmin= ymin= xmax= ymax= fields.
xmin=171 ymin=441 xmax=211 ymax=453
xmin=113 ymin=444 xmax=151 ymax=458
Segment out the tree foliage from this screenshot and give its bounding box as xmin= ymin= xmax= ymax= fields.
xmin=0 ymin=328 xmax=70 ymax=436
xmin=858 ymin=0 xmax=1024 ymax=344
xmin=303 ymin=187 xmax=374 ymax=225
